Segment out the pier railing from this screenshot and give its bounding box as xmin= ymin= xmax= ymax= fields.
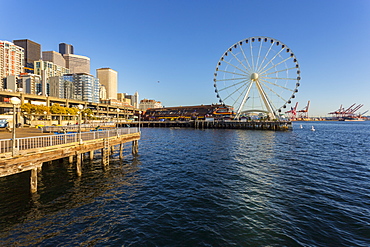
xmin=0 ymin=127 xmax=139 ymax=154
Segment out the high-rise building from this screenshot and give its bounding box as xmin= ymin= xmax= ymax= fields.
xmin=42 ymin=51 xmax=66 ymax=67
xmin=96 ymin=68 xmax=117 ymax=100
xmin=59 ymin=43 xmax=74 ymax=55
xmin=34 ymin=60 xmax=70 ymax=78
xmin=0 ymin=40 xmax=24 ymax=81
xmin=49 ymin=73 xmax=99 ymax=103
xmin=19 ymin=73 xmax=42 ymax=95
xmin=64 ymin=54 xmax=90 ymax=74
xmin=13 ymin=39 xmax=41 ymax=73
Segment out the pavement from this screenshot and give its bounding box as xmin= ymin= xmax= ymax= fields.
xmin=0 ymin=127 xmax=53 ymax=139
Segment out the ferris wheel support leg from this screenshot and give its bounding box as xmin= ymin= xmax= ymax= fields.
xmin=255 ymin=81 xmax=276 ymax=119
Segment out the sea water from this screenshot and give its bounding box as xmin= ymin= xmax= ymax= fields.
xmin=0 ymin=121 xmax=369 ymax=246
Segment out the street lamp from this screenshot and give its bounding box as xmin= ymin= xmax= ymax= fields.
xmin=139 ymin=111 xmax=142 ymax=132
xmin=10 ymin=97 xmax=21 ymax=156
xmin=43 ymin=111 xmax=47 ymax=127
xmin=116 ymin=108 xmax=120 ymax=127
xmin=77 ymin=104 xmax=83 ymax=144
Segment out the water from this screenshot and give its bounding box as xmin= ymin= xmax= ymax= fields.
xmin=0 ymin=121 xmax=369 ymax=246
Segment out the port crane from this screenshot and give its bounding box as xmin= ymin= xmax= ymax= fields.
xmin=329 ymin=103 xmax=364 ymax=119
xmin=285 ymin=102 xmax=298 ymax=120
xmin=297 ymin=101 xmax=310 ymax=120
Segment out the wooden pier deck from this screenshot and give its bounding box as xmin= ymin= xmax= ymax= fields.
xmin=0 ymin=127 xmax=140 ymax=193
xmin=124 ymin=120 xmax=292 ymax=130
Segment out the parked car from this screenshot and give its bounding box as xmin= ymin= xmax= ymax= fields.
xmin=0 ymin=119 xmax=8 ymax=128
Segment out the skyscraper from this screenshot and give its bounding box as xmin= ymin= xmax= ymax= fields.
xmin=64 ymin=54 xmax=90 ymax=74
xmin=0 ymin=40 xmax=24 ymax=82
xmin=96 ymin=68 xmax=117 ymax=100
xmin=59 ymin=43 xmax=74 ymax=55
xmin=42 ymin=51 xmax=66 ymax=67
xmin=13 ymin=39 xmax=41 ymax=73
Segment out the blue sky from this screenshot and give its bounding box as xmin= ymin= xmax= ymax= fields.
xmin=2 ymin=0 xmax=370 ymax=116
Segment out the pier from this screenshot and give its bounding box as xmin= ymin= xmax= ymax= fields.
xmin=125 ymin=120 xmax=292 ymax=131
xmin=0 ymin=127 xmax=140 ymax=193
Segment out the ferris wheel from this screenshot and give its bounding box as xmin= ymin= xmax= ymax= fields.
xmin=213 ymin=36 xmax=301 ymax=119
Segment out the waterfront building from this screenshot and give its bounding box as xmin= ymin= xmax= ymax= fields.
xmin=42 ymin=51 xmax=66 ymax=68
xmin=13 ymin=39 xmax=41 ymax=73
xmin=19 ymin=73 xmax=42 ymax=95
xmin=2 ymin=75 xmax=18 ymax=92
xmin=49 ymin=73 xmax=99 ymax=103
xmin=117 ymin=93 xmax=132 ymax=106
xmin=143 ymin=104 xmax=233 ymax=120
xmin=100 ymin=84 xmax=107 ymax=100
xmin=34 ymin=60 xmax=70 ymax=79
xmin=34 ymin=60 xmax=70 ymax=96
xmin=0 ymin=40 xmax=24 ymax=83
xmin=96 ymin=68 xmax=117 ymax=100
xmin=119 ymin=92 xmax=139 ymax=108
xmin=139 ymin=99 xmax=162 ymax=111
xmin=63 ymin=54 xmax=90 ymax=74
xmin=59 ymin=43 xmax=74 ymax=55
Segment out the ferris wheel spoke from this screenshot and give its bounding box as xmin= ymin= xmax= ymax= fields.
xmin=256 ymin=41 xmax=275 ymax=72
xmin=258 ymin=80 xmax=289 ymax=103
xmin=216 ymin=77 xmax=248 ymax=82
xmin=259 ymin=78 xmax=294 ymax=92
xmin=258 ymin=56 xmax=293 ymax=75
xmin=263 ymin=77 xmax=298 ymax=80
xmin=217 ymin=69 xmax=248 ymax=77
xmin=222 ymin=80 xmax=251 ymax=101
xmin=222 ymin=60 xmax=249 ymax=75
xmin=260 ymin=67 xmax=297 ymax=77
xmin=218 ymin=79 xmax=250 ymax=92
xmin=249 ymin=42 xmax=256 ymax=70
xmin=257 ymin=47 xmax=285 ymax=73
xmin=239 ymin=44 xmax=253 ymax=71
xmin=230 ymin=51 xmax=251 ymax=72
xmin=255 ymin=40 xmax=263 ymax=70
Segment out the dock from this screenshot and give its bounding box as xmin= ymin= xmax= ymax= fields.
xmin=0 ymin=127 xmax=140 ymax=193
xmin=124 ymin=120 xmax=292 ymax=130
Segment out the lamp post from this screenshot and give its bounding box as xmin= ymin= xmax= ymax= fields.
xmin=10 ymin=97 xmax=21 ymax=156
xmin=139 ymin=111 xmax=142 ymax=132
xmin=77 ymin=104 xmax=83 ymax=144
xmin=116 ymin=108 xmax=120 ymax=127
xmin=43 ymin=111 xmax=47 ymax=127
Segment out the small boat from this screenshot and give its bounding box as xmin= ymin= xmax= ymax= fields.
xmin=300 ymin=124 xmax=303 ymax=129
xmin=311 ymin=126 xmax=315 ymax=131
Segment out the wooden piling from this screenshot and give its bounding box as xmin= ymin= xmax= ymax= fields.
xmin=30 ymin=167 xmax=38 ymax=193
xmin=76 ymin=153 xmax=82 ymax=176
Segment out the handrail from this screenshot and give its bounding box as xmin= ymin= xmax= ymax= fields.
xmin=0 ymin=127 xmax=139 ymax=154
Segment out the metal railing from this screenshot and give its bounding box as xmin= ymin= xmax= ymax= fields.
xmin=0 ymin=127 xmax=139 ymax=154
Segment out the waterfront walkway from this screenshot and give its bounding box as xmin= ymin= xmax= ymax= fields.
xmin=0 ymin=127 xmax=140 ymax=193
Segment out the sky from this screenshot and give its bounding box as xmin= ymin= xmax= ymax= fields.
xmin=2 ymin=0 xmax=370 ymax=116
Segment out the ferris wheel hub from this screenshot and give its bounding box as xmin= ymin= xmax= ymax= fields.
xmin=250 ymin=72 xmax=259 ymax=81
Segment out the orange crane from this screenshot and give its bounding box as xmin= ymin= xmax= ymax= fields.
xmin=285 ymin=102 xmax=298 ymax=120
xmin=297 ymin=101 xmax=310 ymax=120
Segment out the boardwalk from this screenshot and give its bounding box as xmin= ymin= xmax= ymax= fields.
xmin=0 ymin=127 xmax=140 ymax=192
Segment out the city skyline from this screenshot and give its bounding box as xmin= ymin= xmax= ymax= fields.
xmin=2 ymin=0 xmax=370 ymax=116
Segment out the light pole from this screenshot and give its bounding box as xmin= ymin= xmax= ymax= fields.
xmin=43 ymin=111 xmax=47 ymax=127
xmin=77 ymin=104 xmax=83 ymax=144
xmin=139 ymin=111 xmax=142 ymax=132
xmin=10 ymin=97 xmax=21 ymax=156
xmin=116 ymin=108 xmax=120 ymax=127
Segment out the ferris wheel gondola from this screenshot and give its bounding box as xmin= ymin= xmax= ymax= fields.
xmin=213 ymin=36 xmax=300 ymax=119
